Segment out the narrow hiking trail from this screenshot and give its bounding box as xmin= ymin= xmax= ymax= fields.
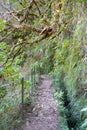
xmin=21 ymin=76 xmax=58 ymax=130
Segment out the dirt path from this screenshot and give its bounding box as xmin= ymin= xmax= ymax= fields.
xmin=21 ymin=76 xmax=58 ymax=130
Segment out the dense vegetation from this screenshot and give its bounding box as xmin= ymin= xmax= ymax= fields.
xmin=0 ymin=0 xmax=87 ymax=129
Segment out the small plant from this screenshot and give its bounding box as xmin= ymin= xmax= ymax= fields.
xmin=80 ymin=119 xmax=87 ymax=130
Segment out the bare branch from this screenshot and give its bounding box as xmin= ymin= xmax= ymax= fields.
xmin=8 ymin=24 xmax=42 ymax=33
xmin=20 ymin=0 xmax=34 ymax=23
xmin=0 ymin=3 xmax=20 ymax=21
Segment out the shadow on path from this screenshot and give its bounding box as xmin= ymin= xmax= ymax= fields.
xmin=21 ymin=76 xmax=59 ymax=130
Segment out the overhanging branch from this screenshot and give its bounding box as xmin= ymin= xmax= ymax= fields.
xmin=8 ymin=24 xmax=42 ymax=33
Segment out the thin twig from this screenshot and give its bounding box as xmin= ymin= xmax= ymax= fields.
xmin=33 ymin=0 xmax=42 ymax=17
xmin=20 ymin=0 xmax=34 ymax=23
xmin=0 ymin=29 xmax=15 ymax=42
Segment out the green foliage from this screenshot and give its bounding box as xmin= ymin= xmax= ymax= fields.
xmin=0 ymin=42 xmax=8 ymax=64
xmin=0 ymin=18 xmax=6 ymax=30
xmin=0 ymin=0 xmax=87 ymax=129
xmin=0 ymin=57 xmax=31 ymax=129
xmin=51 ymin=2 xmax=87 ymax=129
xmin=81 ymin=119 xmax=87 ymax=130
